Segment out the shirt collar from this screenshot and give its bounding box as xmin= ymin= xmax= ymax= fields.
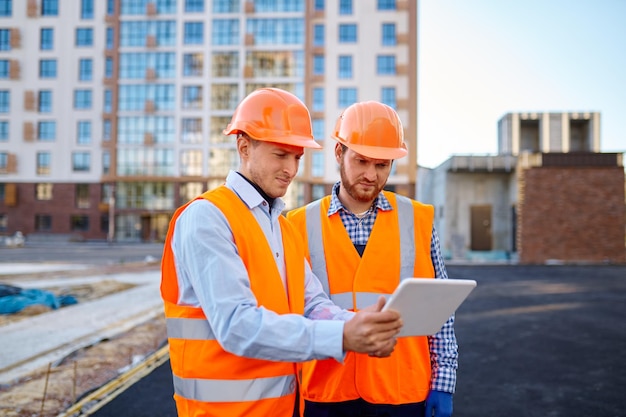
xmin=328 ymin=181 xmax=392 ymax=217
xmin=225 ymin=170 xmax=286 ymax=213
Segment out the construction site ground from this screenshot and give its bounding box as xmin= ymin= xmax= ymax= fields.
xmin=2 ymin=242 xmax=626 ymax=417
xmin=0 ymin=242 xmax=166 ymax=417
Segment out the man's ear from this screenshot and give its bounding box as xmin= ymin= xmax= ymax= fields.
xmin=237 ymin=135 xmax=250 ymax=159
xmin=334 ymin=142 xmax=343 ymax=163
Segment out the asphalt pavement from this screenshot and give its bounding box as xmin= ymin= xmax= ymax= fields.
xmin=91 ymin=263 xmax=626 ymax=417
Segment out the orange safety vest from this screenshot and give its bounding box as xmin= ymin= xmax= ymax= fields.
xmin=161 ymin=186 xmax=305 ymax=417
xmin=288 ymin=191 xmax=435 ymax=405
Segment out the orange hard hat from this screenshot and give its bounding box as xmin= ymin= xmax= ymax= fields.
xmin=223 ymin=88 xmax=321 ymax=149
xmin=332 ymin=101 xmax=407 ymax=159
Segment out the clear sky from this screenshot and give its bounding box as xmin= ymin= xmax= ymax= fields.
xmin=417 ymin=0 xmax=626 ymax=168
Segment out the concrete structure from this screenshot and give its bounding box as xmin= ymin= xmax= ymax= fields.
xmin=418 ymin=111 xmax=625 ymax=264
xmin=0 ymin=0 xmax=418 ymax=242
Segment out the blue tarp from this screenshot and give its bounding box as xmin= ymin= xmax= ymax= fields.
xmin=0 ymin=284 xmax=78 ymax=314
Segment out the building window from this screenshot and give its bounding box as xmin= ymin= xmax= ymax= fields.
xmin=106 ymin=27 xmax=114 ymax=49
xmin=381 ymin=87 xmax=396 ymax=109
xmin=103 ymin=120 xmax=112 ymax=142
xmin=182 ymin=118 xmax=203 ymax=143
xmin=106 ymin=0 xmax=114 ymax=15
xmin=74 ymin=89 xmax=92 ymax=109
xmin=338 ymin=87 xmax=357 ymax=108
xmin=70 ymin=215 xmax=90 ymax=231
xmin=105 ymin=57 xmax=113 ymax=78
xmin=313 ymin=24 xmax=324 ymax=46
xmin=312 ymin=152 xmax=324 ymax=177
xmin=213 ymin=0 xmax=239 ymax=12
xmin=184 ymin=22 xmax=204 ymax=44
xmin=212 ymin=51 xmax=238 ymax=77
xmin=41 ymin=0 xmax=59 ymax=16
xmin=0 ymin=0 xmax=11 ymax=16
xmin=79 ymin=58 xmax=92 ymax=81
xmin=183 ymin=53 xmax=203 ymax=76
xmin=40 ymin=28 xmax=54 ymax=50
xmin=0 ymin=152 xmax=6 ymax=171
xmin=312 ymin=184 xmax=325 ymax=200
xmin=312 ymin=119 xmax=324 ymax=140
xmin=245 ymin=50 xmax=302 ymax=77
xmin=180 ymin=182 xmax=203 ymax=202
xmin=185 ymin=0 xmax=204 ymax=12
xmin=246 ymin=18 xmax=304 ymax=45
xmin=0 ymin=59 xmax=8 ymax=78
xmin=81 ymin=0 xmax=93 ymax=19
xmin=120 ymin=21 xmax=176 ymax=47
xmin=39 ymin=59 xmax=57 ymax=78
xmin=377 ymin=55 xmax=396 ymax=75
xmin=37 ymin=154 xmax=52 ymax=176
xmin=72 ymin=152 xmax=91 ymax=172
xmin=339 ymin=0 xmax=352 ymax=14
xmin=77 ymin=121 xmax=91 ymax=145
xmin=382 ymin=23 xmax=396 ymax=46
xmin=0 ymin=213 xmax=7 ymax=232
xmin=210 ymin=84 xmax=237 ymax=110
xmin=209 ymin=116 xmax=231 ymax=144
xmin=75 ymin=184 xmax=90 ymax=208
xmin=102 ymin=151 xmax=110 ymax=174
xmin=180 ymin=150 xmax=203 ymax=176
xmin=313 ymin=55 xmax=324 ymax=76
xmin=338 ymin=55 xmax=353 ymax=79
xmin=38 ymin=90 xmax=52 ymax=113
xmin=118 ymin=116 xmax=175 ymax=145
xmin=378 ymin=0 xmax=395 ymax=10
xmin=182 ymin=86 xmax=203 ymax=109
xmin=0 ymin=121 xmax=8 ymax=141
xmin=76 ymin=28 xmax=94 ymax=46
xmin=0 ymin=90 xmax=9 ymax=113
xmin=0 ymin=29 xmax=10 ymax=51
xmin=104 ymin=89 xmax=112 ymax=113
xmin=314 ymin=0 xmax=324 ymax=11
xmin=35 ymin=214 xmax=52 ymax=231
xmin=38 ymin=122 xmax=56 ymax=141
xmin=212 ymin=19 xmax=239 ymax=45
xmin=312 ymin=88 xmax=324 ymax=112
xmin=118 ymin=52 xmax=176 ymax=79
xmin=100 ymin=214 xmax=109 ymax=234
xmin=209 ymin=148 xmax=238 ymax=177
xmin=338 ymin=24 xmax=357 ymax=43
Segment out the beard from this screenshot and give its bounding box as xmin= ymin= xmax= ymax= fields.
xmin=339 ymin=160 xmax=384 ymax=203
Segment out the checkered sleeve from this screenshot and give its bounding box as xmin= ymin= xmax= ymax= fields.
xmin=428 ymin=226 xmax=459 ymax=393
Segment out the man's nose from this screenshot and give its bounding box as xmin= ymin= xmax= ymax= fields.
xmin=363 ymin=162 xmax=377 ymax=181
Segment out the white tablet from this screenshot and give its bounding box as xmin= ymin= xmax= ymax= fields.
xmin=382 ymin=278 xmax=477 ymax=337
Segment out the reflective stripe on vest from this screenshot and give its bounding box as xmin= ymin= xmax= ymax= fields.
xmin=166 ymin=317 xmax=215 ymax=340
xmin=305 ymin=195 xmax=416 ymax=310
xmin=172 ymin=373 xmax=296 ymax=403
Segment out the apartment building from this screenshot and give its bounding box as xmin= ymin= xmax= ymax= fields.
xmin=0 ymin=0 xmax=417 ymax=242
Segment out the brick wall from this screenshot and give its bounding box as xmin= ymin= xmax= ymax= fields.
xmin=0 ymin=183 xmax=107 ymax=240
xmin=518 ymin=166 xmax=625 ymax=264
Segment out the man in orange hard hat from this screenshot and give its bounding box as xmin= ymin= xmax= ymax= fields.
xmin=288 ymin=101 xmax=458 ymax=417
xmin=160 ymin=89 xmax=403 ymax=417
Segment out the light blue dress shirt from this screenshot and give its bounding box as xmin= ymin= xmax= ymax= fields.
xmin=171 ymin=171 xmax=354 ymax=363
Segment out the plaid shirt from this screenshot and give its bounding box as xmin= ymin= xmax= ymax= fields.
xmin=328 ymin=182 xmax=458 ymax=393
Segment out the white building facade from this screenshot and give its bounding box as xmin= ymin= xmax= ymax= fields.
xmin=0 ymin=0 xmax=418 ymax=242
